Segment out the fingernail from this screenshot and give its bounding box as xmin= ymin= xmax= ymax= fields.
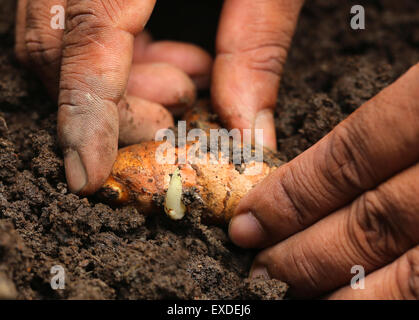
xmin=254 ymin=109 xmax=277 ymax=150
xmin=64 ymin=149 xmax=87 ymax=193
xmin=250 ymin=265 xmax=270 ymax=280
xmin=229 ymin=212 xmax=267 ymax=248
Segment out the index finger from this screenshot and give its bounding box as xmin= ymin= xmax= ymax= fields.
xmin=212 ymin=0 xmax=304 ymax=150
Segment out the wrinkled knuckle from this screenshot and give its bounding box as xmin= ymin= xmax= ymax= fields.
xmin=242 ymin=18 xmax=293 ymax=76
xmin=60 ymin=71 xmax=90 ymax=91
xmin=325 ymin=124 xmax=371 ymax=193
xmin=24 ymin=30 xmax=62 ymax=67
xmin=65 ymin=0 xmax=125 ymax=31
xmin=355 ymin=191 xmax=400 ymax=265
xmin=405 ymin=246 xmax=419 ymax=299
xmin=243 ymin=44 xmax=287 ymax=77
xmin=65 ymin=4 xmax=106 ymax=45
xmin=96 ymin=0 xmax=124 ymax=24
xmin=58 ymin=87 xmax=98 ymax=123
xmin=66 ymin=4 xmax=100 ymax=30
xmin=275 ymin=168 xmax=311 ymax=228
xmin=289 ymin=247 xmax=320 ymax=293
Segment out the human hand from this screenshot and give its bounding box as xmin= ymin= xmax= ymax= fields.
xmin=212 ymin=0 xmax=305 ymax=150
xmin=15 ymin=0 xmax=212 ymax=194
xmin=229 ymin=63 xmax=419 ymax=299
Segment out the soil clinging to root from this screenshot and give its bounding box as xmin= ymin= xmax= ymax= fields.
xmin=1 ymin=0 xmax=418 ymax=299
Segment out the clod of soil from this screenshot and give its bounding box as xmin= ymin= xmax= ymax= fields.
xmin=1 ymin=0 xmax=418 ymax=299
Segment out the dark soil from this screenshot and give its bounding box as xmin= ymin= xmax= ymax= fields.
xmin=1 ymin=0 xmax=418 ymax=299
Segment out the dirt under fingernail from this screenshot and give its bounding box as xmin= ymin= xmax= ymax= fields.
xmin=1 ymin=0 xmax=417 ymax=299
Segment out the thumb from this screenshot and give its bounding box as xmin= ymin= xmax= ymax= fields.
xmin=58 ymin=0 xmax=155 ymax=194
xmin=212 ymin=0 xmax=304 ymax=150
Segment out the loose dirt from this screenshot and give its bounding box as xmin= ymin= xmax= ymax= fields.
xmin=0 ymin=0 xmax=418 ymax=299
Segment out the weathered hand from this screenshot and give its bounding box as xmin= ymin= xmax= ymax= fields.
xmin=212 ymin=0 xmax=305 ymax=150
xmin=229 ymin=64 xmax=419 ymax=299
xmin=15 ymin=0 xmax=212 ymax=194
xmin=15 ymin=0 xmax=305 ymax=195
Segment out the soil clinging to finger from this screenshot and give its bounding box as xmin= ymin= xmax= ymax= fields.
xmin=1 ymin=0 xmax=419 ymax=299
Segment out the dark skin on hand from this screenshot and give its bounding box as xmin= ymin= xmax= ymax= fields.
xmin=15 ymin=0 xmax=419 ymax=299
